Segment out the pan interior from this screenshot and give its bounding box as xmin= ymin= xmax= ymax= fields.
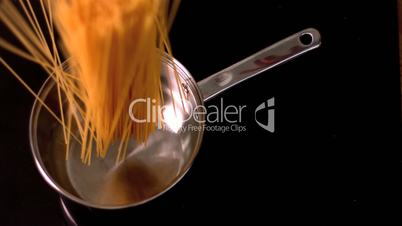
xmin=30 ymin=57 xmax=204 ymax=208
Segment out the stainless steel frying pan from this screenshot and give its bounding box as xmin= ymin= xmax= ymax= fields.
xmin=29 ymin=28 xmax=321 ymax=209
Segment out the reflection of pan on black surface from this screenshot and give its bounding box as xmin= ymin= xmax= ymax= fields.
xmin=29 ymin=28 xmax=321 ymax=209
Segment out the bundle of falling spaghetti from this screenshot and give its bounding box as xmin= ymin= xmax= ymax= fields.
xmin=0 ymin=0 xmax=182 ymax=164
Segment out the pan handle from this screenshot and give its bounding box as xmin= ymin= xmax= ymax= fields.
xmin=197 ymin=28 xmax=321 ymax=102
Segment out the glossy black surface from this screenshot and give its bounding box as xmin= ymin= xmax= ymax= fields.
xmin=0 ymin=1 xmax=400 ymax=225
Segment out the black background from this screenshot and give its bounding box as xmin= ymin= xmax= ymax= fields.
xmin=0 ymin=0 xmax=401 ymax=225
